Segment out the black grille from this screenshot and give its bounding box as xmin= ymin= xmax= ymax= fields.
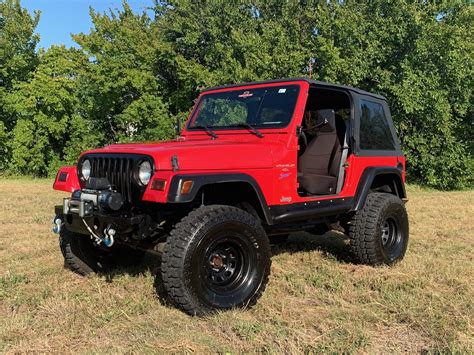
xmin=79 ymin=154 xmax=151 ymax=205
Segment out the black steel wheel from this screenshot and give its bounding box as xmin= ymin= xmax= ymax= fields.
xmin=160 ymin=205 xmax=271 ymax=316
xmin=380 ymin=217 xmax=403 ymax=260
xmin=349 ymin=193 xmax=409 ymax=265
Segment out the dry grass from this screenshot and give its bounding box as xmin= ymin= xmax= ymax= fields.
xmin=0 ymin=179 xmax=473 ymax=353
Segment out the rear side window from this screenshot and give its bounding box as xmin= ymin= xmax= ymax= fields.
xmin=359 ymin=99 xmax=395 ymax=150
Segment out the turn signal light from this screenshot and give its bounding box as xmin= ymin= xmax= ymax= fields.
xmin=58 ymin=172 xmax=68 ymax=182
xmin=151 ymin=179 xmax=167 ymax=191
xmin=180 ymin=180 xmax=194 ymax=195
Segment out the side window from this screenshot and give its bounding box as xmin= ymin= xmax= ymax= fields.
xmin=359 ymin=99 xmax=395 ymax=150
xmin=256 ymin=87 xmax=299 ymax=125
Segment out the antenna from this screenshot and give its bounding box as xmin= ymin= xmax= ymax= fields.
xmin=175 ymin=77 xmax=181 ymax=137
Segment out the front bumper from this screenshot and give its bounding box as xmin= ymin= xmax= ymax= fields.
xmin=54 ymin=205 xmax=146 ymax=237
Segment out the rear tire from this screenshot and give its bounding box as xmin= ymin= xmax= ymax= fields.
xmin=349 ymin=193 xmax=409 ymax=266
xmin=160 ymin=205 xmax=271 ymax=316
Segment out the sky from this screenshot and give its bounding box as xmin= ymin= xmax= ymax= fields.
xmin=22 ymin=0 xmax=154 ymax=49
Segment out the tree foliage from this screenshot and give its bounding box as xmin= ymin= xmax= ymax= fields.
xmin=0 ymin=0 xmax=472 ymax=188
xmin=8 ymin=46 xmax=91 ymax=175
xmin=0 ymin=0 xmax=40 ymax=169
xmin=72 ymin=4 xmax=174 ymax=144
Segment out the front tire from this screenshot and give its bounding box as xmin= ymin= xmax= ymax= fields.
xmin=60 ymin=229 xmax=146 ymax=276
xmin=60 ymin=229 xmax=108 ymax=275
xmin=349 ymin=193 xmax=409 ymax=266
xmin=160 ymin=205 xmax=271 ymax=316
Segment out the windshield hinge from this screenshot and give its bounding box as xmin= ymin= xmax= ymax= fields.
xmin=171 ymin=155 xmax=179 ymax=171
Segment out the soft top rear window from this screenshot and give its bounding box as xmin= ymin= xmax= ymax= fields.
xmin=359 ymin=99 xmax=396 ymax=151
xmin=188 ymin=85 xmax=300 ymax=130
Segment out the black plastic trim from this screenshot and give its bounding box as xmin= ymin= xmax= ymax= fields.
xmin=78 ymin=153 xmax=154 ymax=205
xmin=78 ymin=153 xmax=154 ymax=183
xmin=351 ymin=166 xmax=406 ymax=211
xmin=167 ymin=173 xmax=273 ymax=225
xmin=55 ymin=206 xmax=145 ymax=236
xmin=167 ymin=173 xmax=355 ymax=226
xmin=202 ymin=77 xmax=386 ymax=100
xmin=269 ymin=197 xmax=354 ymax=224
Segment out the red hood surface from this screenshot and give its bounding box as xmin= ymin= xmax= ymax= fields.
xmin=83 ymin=136 xmax=281 ymax=171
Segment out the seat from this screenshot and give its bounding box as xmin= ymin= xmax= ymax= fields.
xmin=297 ymin=109 xmax=345 ymax=195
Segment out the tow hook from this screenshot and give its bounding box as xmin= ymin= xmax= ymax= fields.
xmin=52 ymin=217 xmax=63 ymax=234
xmin=84 ymin=221 xmax=115 ymax=248
xmin=78 ymin=217 xmax=116 ymax=247
xmin=101 ymin=225 xmax=116 ymax=247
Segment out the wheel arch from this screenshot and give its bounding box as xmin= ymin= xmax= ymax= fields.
xmin=352 ymin=167 xmax=406 ymax=211
xmin=167 ymin=173 xmax=272 ymax=225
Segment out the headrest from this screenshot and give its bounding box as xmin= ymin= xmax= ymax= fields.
xmin=316 ymin=109 xmax=336 ymax=132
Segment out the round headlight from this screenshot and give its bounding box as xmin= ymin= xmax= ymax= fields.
xmin=138 ymin=161 xmax=152 ymax=185
xmin=81 ymin=159 xmax=91 ymax=180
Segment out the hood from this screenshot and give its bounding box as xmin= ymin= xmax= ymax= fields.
xmin=84 ymin=137 xmax=276 ymax=171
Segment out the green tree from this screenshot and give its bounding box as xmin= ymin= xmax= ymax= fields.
xmin=9 ymin=46 xmax=93 ymax=175
xmin=0 ymin=0 xmax=40 ymax=170
xmin=0 ymin=120 xmax=7 ymax=171
xmin=2 ymin=0 xmax=472 ymax=188
xmin=72 ymin=3 xmax=175 ymax=144
xmin=155 ymin=0 xmax=473 ymax=189
xmin=311 ymin=1 xmax=473 ymax=189
xmin=155 ymin=1 xmax=311 ymax=88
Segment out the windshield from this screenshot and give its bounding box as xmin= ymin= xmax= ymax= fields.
xmin=188 ymin=85 xmax=300 ymax=130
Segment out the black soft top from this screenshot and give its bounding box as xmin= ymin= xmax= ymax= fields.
xmin=202 ymin=77 xmax=386 ymax=101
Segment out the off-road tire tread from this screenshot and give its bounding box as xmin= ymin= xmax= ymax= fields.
xmin=59 ymin=229 xmax=99 ymax=276
xmin=160 ymin=205 xmax=271 ymax=316
xmin=349 ymin=192 xmax=408 ymax=266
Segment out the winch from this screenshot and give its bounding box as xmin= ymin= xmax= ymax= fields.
xmin=63 ymin=178 xmax=124 ymax=217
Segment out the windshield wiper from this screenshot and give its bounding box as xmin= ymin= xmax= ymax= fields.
xmin=194 ymin=125 xmax=218 ymax=139
xmin=229 ymin=123 xmax=264 ymax=138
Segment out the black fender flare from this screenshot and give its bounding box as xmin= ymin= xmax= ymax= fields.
xmin=351 ymin=166 xmax=407 ymax=211
xmin=167 ymin=173 xmax=272 ymax=225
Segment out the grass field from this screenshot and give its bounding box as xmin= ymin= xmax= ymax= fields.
xmin=0 ymin=179 xmax=473 ymax=353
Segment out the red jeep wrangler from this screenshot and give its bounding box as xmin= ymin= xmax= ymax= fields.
xmin=53 ymin=78 xmax=409 ymax=315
